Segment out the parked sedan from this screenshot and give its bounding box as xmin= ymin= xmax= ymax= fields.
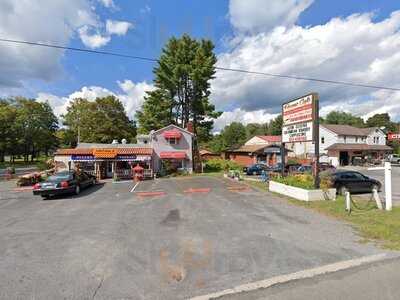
xmin=330 ymin=170 xmax=381 ymax=195
xmin=297 ymin=165 xmax=312 ymax=173
xmin=246 ymin=164 xmax=269 ymax=175
xmin=319 ymin=162 xmax=336 ymax=171
xmin=33 ymin=170 xmax=96 ymax=199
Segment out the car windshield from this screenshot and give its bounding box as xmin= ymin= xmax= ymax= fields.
xmin=47 ymin=172 xmax=72 ymax=181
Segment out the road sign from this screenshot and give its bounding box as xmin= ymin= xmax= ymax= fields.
xmin=388 ymin=133 xmax=400 ymax=141
xmin=281 ymin=92 xmax=320 ymax=188
xmin=282 ymin=93 xmax=318 ymax=143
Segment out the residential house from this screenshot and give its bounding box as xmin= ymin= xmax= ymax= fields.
xmin=289 ymin=124 xmax=392 ymax=166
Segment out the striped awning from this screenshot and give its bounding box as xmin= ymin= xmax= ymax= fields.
xmin=163 ymin=130 xmax=182 ymax=139
xmin=160 ymin=151 xmax=186 ymax=159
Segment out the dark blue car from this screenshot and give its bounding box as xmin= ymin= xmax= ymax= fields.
xmin=246 ymin=163 xmax=269 ymax=175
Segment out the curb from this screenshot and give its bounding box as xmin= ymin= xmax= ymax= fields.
xmin=189 ymin=253 xmax=389 ymax=300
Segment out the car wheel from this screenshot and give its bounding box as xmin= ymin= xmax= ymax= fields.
xmin=338 ymin=185 xmax=348 ymax=196
xmin=75 ymin=185 xmax=80 ymax=195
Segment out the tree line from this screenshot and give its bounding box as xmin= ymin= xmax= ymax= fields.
xmin=0 ymin=96 xmax=136 ymax=163
xmin=0 ymin=98 xmax=58 ymax=162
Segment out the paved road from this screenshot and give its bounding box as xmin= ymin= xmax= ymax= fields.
xmin=220 ymin=257 xmax=400 ymax=300
xmin=343 ymin=165 xmax=400 ymax=205
xmin=0 ymin=176 xmax=393 ymax=299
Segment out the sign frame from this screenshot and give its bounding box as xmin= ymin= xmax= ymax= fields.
xmin=281 ymin=92 xmax=320 ymax=188
xmin=281 ymin=93 xmax=318 ymax=143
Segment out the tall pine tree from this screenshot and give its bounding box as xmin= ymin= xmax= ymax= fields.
xmin=136 ymin=34 xmax=221 ymax=140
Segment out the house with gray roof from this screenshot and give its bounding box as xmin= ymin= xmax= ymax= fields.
xmin=289 ymin=124 xmax=392 ymax=166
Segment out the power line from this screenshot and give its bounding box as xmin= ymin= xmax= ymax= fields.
xmin=0 ymin=38 xmax=158 ymax=62
xmin=214 ymin=67 xmax=400 ymax=91
xmin=1 ymin=37 xmax=400 ymax=92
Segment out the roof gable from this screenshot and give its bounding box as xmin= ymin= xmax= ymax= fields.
xmin=152 ymin=124 xmax=194 ymax=136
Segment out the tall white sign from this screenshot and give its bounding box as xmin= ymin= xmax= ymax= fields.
xmin=282 ymin=93 xmax=317 ymax=143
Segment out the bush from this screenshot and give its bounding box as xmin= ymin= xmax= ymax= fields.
xmin=204 ymin=159 xmax=241 ymax=172
xmin=287 ymin=158 xmax=300 ymax=165
xmin=273 ymin=173 xmax=332 ymax=190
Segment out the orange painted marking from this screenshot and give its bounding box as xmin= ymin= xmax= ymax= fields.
xmin=227 ymin=186 xmax=250 ymax=192
xmin=184 ymin=188 xmax=211 ymax=193
xmin=13 ymin=186 xmax=34 ymax=192
xmin=136 ymin=191 xmax=166 ymax=197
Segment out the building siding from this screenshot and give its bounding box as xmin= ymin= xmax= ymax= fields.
xmin=151 ymin=125 xmax=193 ymax=173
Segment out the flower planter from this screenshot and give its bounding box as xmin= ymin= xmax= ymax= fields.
xmin=269 ymin=181 xmax=336 ymax=201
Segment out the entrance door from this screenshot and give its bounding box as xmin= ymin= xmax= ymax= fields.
xmin=339 ymin=151 xmax=349 ymax=166
xmin=106 ymin=161 xmax=113 ymax=178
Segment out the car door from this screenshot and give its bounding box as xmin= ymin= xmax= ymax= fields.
xmin=78 ymin=172 xmax=89 ymax=188
xmin=340 ymin=172 xmax=359 ymax=193
xmin=352 ymin=172 xmax=372 ymax=193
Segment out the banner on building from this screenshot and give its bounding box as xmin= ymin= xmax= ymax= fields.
xmin=282 ymin=93 xmax=318 ymax=143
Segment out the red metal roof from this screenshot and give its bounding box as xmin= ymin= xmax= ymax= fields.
xmin=159 ymin=151 xmax=186 ymax=159
xmin=163 ymin=130 xmax=182 ymax=139
xmin=257 ymin=135 xmax=281 ymax=143
xmin=55 ymin=147 xmax=153 ymax=156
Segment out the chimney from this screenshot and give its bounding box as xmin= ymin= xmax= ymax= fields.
xmin=186 ymin=121 xmax=194 ymax=133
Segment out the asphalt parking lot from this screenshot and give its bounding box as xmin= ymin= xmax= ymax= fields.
xmin=0 ymin=176 xmax=392 ymax=299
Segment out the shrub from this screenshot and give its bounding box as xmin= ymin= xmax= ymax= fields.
xmin=204 ymin=159 xmax=241 ymax=172
xmin=287 ymin=158 xmax=300 ymax=165
xmin=273 ymin=173 xmax=333 ymax=190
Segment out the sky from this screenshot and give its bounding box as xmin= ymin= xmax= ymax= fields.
xmin=0 ymin=0 xmax=400 ymax=131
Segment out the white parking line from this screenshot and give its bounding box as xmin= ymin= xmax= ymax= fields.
xmin=130 ymin=182 xmax=139 ymax=193
xmin=189 ymin=253 xmax=389 ymax=300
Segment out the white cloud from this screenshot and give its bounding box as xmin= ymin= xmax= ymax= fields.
xmin=229 ymin=0 xmax=314 ymax=33
xmin=0 ymin=0 xmax=134 ymax=88
xmin=212 ymin=9 xmax=400 ymax=129
xmin=106 ymin=20 xmax=133 ymax=36
xmin=37 ymin=80 xmax=155 ymax=120
xmin=0 ymin=0 xmax=97 ymax=88
xmin=78 ymin=26 xmax=111 ymax=48
xmin=214 ymin=108 xmax=277 ymax=132
xmin=98 ymin=0 xmax=116 ymax=9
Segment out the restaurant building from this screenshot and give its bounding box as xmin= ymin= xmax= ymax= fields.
xmin=54 ymin=124 xmax=194 ymax=179
xmin=223 ymin=135 xmax=290 ymax=167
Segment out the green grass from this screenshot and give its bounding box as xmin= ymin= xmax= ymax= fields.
xmin=0 ymin=156 xmax=49 ymax=170
xmin=288 ymin=196 xmax=400 ymax=250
